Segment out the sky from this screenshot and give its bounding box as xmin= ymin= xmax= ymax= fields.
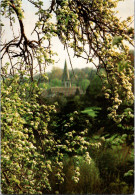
xmin=2 ymin=0 xmax=134 ymax=72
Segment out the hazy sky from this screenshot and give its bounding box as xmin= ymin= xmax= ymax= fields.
xmin=2 ymin=0 xmax=134 ymax=72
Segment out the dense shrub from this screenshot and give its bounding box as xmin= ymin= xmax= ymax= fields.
xmin=2 ymin=76 xmax=96 ymax=194
xmin=47 ymin=156 xmax=101 ymax=194
xmin=89 ymin=143 xmax=134 ymax=194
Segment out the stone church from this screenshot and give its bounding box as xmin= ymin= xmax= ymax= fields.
xmin=42 ymin=60 xmax=83 ymax=98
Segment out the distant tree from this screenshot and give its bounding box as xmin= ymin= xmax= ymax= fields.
xmin=49 ymin=67 xmax=63 ymax=81
xmin=85 ymin=73 xmax=103 ymax=106
xmin=71 ymin=69 xmax=87 ymax=86
xmin=80 ymin=79 xmax=90 ymax=92
xmin=50 ymin=78 xmax=62 ymax=87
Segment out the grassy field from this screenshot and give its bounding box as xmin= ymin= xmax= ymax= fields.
xmin=81 ymin=107 xmax=101 ymax=117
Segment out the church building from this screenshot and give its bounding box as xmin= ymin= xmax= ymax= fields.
xmin=62 ymin=60 xmax=71 ymax=88
xmin=42 ymin=60 xmax=83 ymax=98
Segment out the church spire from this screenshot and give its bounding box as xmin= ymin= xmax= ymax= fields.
xmin=62 ymin=60 xmax=71 ymax=87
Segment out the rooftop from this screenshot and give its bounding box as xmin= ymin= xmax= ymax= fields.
xmin=42 ymin=87 xmax=83 ymax=97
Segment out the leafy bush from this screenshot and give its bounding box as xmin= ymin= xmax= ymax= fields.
xmin=2 ymin=76 xmax=95 ymax=194
xmin=49 ymin=156 xmax=101 ymax=194
xmin=89 ymin=144 xmax=134 ymax=194
xmin=1 ymin=77 xmax=55 ymax=194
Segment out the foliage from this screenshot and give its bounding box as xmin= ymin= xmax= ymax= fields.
xmin=1 ymin=0 xmax=134 ymax=119
xmin=82 ymin=107 xmax=101 ymax=118
xmin=61 ymin=156 xmax=101 ymax=194
xmin=1 ymin=0 xmax=134 ymax=194
xmin=70 ymin=68 xmax=93 ymax=87
xmin=50 ymin=78 xmax=62 ymax=87
xmin=1 ymin=75 xmax=134 ymax=194
xmin=1 ymin=76 xmax=97 ymax=194
xmin=48 ymin=67 xmax=63 ymax=81
xmin=89 ymin=143 xmax=134 ymax=194
xmin=85 ymin=72 xmax=103 ymax=106
xmin=38 ymin=67 xmax=95 ymax=91
xmin=80 ymin=79 xmax=90 ymax=92
xmin=48 ymin=104 xmax=94 ymax=137
xmin=2 ymin=77 xmax=54 ymax=194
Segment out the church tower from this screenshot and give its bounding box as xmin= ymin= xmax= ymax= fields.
xmin=62 ymin=60 xmax=71 ymax=88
